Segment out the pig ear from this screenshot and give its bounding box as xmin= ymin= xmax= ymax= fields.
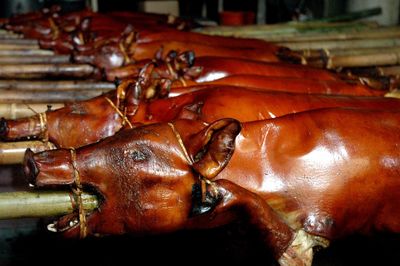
xmin=189 ymin=119 xmax=241 ymax=179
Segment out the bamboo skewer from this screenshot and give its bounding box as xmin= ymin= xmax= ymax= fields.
xmin=262 ymin=27 xmax=400 ymax=42
xmin=0 ymin=89 xmax=108 ymax=103
xmin=0 ymin=43 xmax=39 ymax=50
xmin=302 ymin=47 xmax=400 ymax=68
xmin=0 ymin=38 xmax=38 ymax=45
xmin=280 ymin=38 xmax=400 ymax=51
xmin=385 ymin=89 xmax=400 ymax=99
xmin=325 ymin=52 xmax=400 ymax=69
xmin=0 ymin=34 xmax=23 ymax=40
xmin=0 ymin=55 xmax=71 ymax=64
xmin=0 ymin=80 xmax=115 ymax=91
xmin=198 ymin=21 xmax=378 ymax=36
xmin=323 ymin=46 xmax=400 ymax=57
xmin=0 ymin=64 xmax=98 ymax=79
xmin=0 ymin=49 xmax=54 ymax=56
xmin=0 ymin=140 xmax=56 ymax=165
xmin=0 ymin=103 xmax=65 ymax=119
xmin=0 ymin=191 xmax=98 ymax=219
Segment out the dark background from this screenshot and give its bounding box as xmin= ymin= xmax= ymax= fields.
xmin=0 ymin=0 xmax=346 ymax=23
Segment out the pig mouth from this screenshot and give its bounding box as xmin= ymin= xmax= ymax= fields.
xmin=23 ymin=149 xmax=39 ymax=186
xmin=0 ymin=117 xmax=9 ymax=140
xmin=23 ymin=149 xmax=100 ymax=235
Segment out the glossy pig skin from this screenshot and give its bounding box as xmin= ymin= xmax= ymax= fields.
xmin=192 ymin=57 xmax=341 ymax=82
xmin=108 ymin=56 xmax=341 ymax=82
xmin=171 ymin=75 xmax=386 ymax=96
xmin=2 ymin=86 xmax=400 ymax=148
xmin=25 ymin=108 xmax=400 ymax=266
xmin=74 ymin=41 xmax=281 ymax=70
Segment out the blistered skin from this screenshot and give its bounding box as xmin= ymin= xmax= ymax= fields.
xmin=25 ymin=109 xmax=400 ymax=265
xmin=2 ymin=86 xmax=400 ymax=148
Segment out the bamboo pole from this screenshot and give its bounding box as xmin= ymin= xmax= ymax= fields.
xmin=0 ymin=34 xmax=23 ymax=40
xmin=0 ymin=103 xmax=65 ymax=119
xmin=0 ymin=191 xmax=98 ymax=219
xmin=0 ymin=32 xmax=21 ymax=38
xmin=385 ymin=90 xmax=400 ymax=98
xmin=0 ymin=80 xmax=115 ymax=91
xmin=0 ymin=38 xmax=38 ymax=45
xmin=0 ymin=49 xmax=54 ymax=56
xmin=323 ymin=46 xmax=400 ymax=57
xmin=280 ymin=38 xmax=400 ymax=51
xmin=0 ymin=43 xmax=39 ymax=50
xmin=263 ymin=27 xmax=400 ymax=43
xmin=377 ymin=66 xmax=400 ymax=77
xmin=198 ymin=21 xmax=378 ymax=36
xmin=0 ymin=89 xmax=107 ymax=103
xmin=0 ymin=55 xmax=71 ymax=64
xmin=0 ymin=64 xmax=97 ymax=79
xmin=0 ymin=140 xmax=56 ymax=165
xmin=326 ymin=52 xmax=400 ymax=69
xmin=312 ymin=7 xmax=381 ymax=23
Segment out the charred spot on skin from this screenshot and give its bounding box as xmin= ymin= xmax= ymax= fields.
xmin=70 ymin=103 xmax=88 ymax=115
xmin=125 ymin=149 xmax=147 ymax=162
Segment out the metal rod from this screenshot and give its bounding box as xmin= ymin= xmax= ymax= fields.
xmin=0 ymin=140 xmax=56 ymax=165
xmin=0 ymin=191 xmax=98 ymax=219
xmin=0 ymin=103 xmax=65 ymax=119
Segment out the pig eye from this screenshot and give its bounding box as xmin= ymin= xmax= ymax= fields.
xmin=125 ymin=149 xmax=147 ymax=162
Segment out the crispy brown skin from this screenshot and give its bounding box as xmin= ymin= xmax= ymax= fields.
xmin=2 ymin=86 xmax=400 ymax=148
xmin=25 ymin=108 xmax=400 ymax=264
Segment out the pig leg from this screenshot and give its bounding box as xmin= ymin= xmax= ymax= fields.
xmin=196 ymin=179 xmax=329 ymax=266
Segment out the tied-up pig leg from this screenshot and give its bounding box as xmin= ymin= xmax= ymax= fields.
xmin=193 ymin=179 xmax=329 ymax=266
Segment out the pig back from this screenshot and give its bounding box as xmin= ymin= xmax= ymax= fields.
xmin=216 ymin=108 xmax=400 ymax=240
